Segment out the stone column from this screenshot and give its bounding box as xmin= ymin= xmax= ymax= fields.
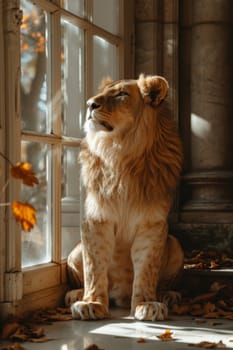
xmin=181 ymin=0 xmax=233 ymax=220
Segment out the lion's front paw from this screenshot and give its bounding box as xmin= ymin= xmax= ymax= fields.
xmin=65 ymin=289 xmax=84 ymax=306
xmin=71 ymin=301 xmax=108 ymax=320
xmin=134 ymin=301 xmax=168 ymax=321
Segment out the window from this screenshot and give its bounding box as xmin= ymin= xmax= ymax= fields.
xmin=0 ymin=0 xmax=134 ymax=319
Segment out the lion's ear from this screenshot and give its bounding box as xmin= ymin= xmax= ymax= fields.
xmin=137 ymin=74 xmax=169 ymax=107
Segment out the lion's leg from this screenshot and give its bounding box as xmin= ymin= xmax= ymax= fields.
xmin=71 ymin=220 xmax=114 ymax=320
xmin=131 ymin=222 xmax=169 ymax=321
xmin=158 ymin=234 xmax=184 ymax=306
xmin=65 ymin=242 xmax=84 ymax=307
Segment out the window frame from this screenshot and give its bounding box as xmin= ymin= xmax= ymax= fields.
xmin=0 ymin=0 xmax=134 ymax=320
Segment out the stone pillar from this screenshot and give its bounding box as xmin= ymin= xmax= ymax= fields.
xmin=181 ymin=0 xmax=233 ymax=221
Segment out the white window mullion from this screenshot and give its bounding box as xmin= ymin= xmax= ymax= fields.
xmin=50 ymin=10 xmax=62 ymax=263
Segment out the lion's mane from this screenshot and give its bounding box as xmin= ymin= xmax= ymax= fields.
xmin=79 ymin=75 xmax=182 ymax=207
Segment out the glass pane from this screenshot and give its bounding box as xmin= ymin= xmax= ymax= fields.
xmin=61 ymin=19 xmax=85 ymax=138
xmin=61 ymin=147 xmax=81 ymax=259
xmin=62 ymin=0 xmax=84 ymax=17
xmin=93 ymin=36 xmax=119 ymax=93
xmin=20 ymin=0 xmax=50 ymax=133
xmin=93 ymin=0 xmax=119 ymax=35
xmin=21 ymin=141 xmax=52 ymax=267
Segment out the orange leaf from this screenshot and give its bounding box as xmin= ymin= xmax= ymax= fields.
xmin=157 ymin=329 xmax=174 ymax=341
xmin=11 ymin=201 xmax=37 ymax=232
xmin=11 ymin=162 xmax=39 ymax=187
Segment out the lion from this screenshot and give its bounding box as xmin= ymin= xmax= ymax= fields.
xmin=65 ymin=74 xmax=184 ymax=321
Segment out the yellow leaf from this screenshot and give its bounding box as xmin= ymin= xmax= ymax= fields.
xmin=12 ymin=201 xmax=37 ymax=232
xmin=11 ymin=162 xmax=39 ymax=187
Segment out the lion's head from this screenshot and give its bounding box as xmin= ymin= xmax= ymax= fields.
xmin=85 ymin=74 xmax=168 ymax=139
xmin=81 ymin=74 xmax=182 ymax=201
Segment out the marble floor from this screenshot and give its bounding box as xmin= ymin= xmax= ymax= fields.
xmin=1 ymin=309 xmax=233 ymax=350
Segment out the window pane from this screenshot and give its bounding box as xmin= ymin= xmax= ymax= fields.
xmin=21 ymin=141 xmax=52 ymax=267
xmin=93 ymin=0 xmax=119 ymax=35
xmin=62 ymin=0 xmax=84 ymax=17
xmin=61 ymin=19 xmax=85 ymax=138
xmin=20 ymin=0 xmax=51 ymax=133
xmin=93 ymin=36 xmax=119 ymax=93
xmin=61 ymin=147 xmax=81 ymax=259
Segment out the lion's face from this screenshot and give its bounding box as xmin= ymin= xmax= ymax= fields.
xmin=84 ymin=75 xmax=169 ymax=136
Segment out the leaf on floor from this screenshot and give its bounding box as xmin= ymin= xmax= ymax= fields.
xmin=137 ymin=337 xmax=146 ymax=343
xmin=0 ymin=342 xmax=28 ymax=350
xmin=32 ymin=308 xmax=72 ymax=324
xmin=1 ymin=322 xmax=21 ymax=340
xmin=156 ymin=329 xmax=175 ymax=341
xmin=84 ymin=344 xmax=104 ymax=350
xmin=0 ymin=308 xmax=71 ymax=344
xmin=184 ymin=250 xmax=233 ymax=270
xmin=171 ymin=278 xmax=233 ymax=319
xmin=189 ymin=340 xmax=227 ymax=348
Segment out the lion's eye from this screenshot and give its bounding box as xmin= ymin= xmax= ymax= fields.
xmin=116 ymin=91 xmax=129 ymax=98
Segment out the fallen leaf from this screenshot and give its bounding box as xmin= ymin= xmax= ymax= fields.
xmin=11 ymin=162 xmax=39 ymax=187
xmin=192 ymin=292 xmax=217 ymax=304
xmin=11 ymin=201 xmax=36 ymax=232
xmin=9 ymin=326 xmax=28 ymax=342
xmin=1 ymin=321 xmax=21 ymax=339
xmin=210 ymin=261 xmax=219 ymax=269
xmin=208 ymin=321 xmax=223 ymax=326
xmin=157 ymin=329 xmax=174 ymax=341
xmin=172 ymin=303 xmax=191 ymax=315
xmin=30 ymin=337 xmax=54 ymax=343
xmin=189 ymin=340 xmax=226 ymax=348
xmin=137 ymin=338 xmax=146 ymax=343
xmin=56 ymin=307 xmax=72 ymax=314
xmin=84 ymin=345 xmax=103 ymax=350
xmin=0 ymin=343 xmax=28 ymax=350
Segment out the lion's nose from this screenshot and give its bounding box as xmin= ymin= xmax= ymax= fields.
xmin=87 ymin=99 xmax=100 ymax=111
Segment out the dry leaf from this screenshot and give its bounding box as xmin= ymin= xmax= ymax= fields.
xmin=210 ymin=261 xmax=219 ymax=269
xmin=203 ymin=302 xmax=216 ymax=314
xmin=0 ymin=343 xmax=28 ymax=350
xmin=1 ymin=321 xmax=21 ymax=339
xmin=172 ymin=303 xmax=191 ymax=315
xmin=11 ymin=162 xmax=39 ymax=187
xmin=189 ymin=340 xmax=226 ymax=348
xmin=30 ymin=337 xmax=53 ymax=343
xmin=192 ymin=292 xmax=217 ymax=304
xmin=11 ymin=201 xmax=36 ymax=232
xmin=157 ymin=329 xmax=174 ymax=341
xmin=27 ymin=326 xmax=45 ymax=338
xmin=137 ymin=338 xmax=146 ymax=343
xmin=208 ymin=321 xmax=223 ymax=326
xmin=84 ymin=345 xmax=103 ymax=350
xmin=56 ymin=307 xmax=72 ymax=314
xmin=10 ymin=327 xmax=28 ymax=342
xmin=46 ymin=314 xmax=73 ymax=321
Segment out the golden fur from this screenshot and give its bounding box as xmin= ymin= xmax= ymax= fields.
xmin=66 ymin=74 xmax=183 ymax=321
